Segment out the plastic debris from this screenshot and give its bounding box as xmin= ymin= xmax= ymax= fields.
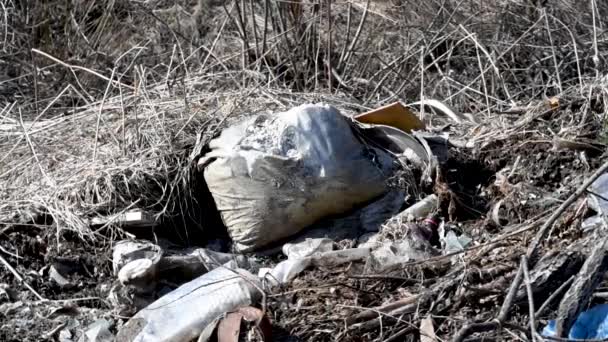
xmin=409 ymin=216 xmax=440 ymax=247
xmin=367 ymin=239 xmax=438 ymax=273
xmin=90 ymin=209 xmax=158 ymax=230
xmin=542 ymin=304 xmax=608 ymax=339
xmin=372 ymin=125 xmax=431 ymax=164
xmin=442 ymin=230 xmax=472 ymax=254
xmin=116 ymin=267 xmax=262 ymax=342
xmin=589 ymin=173 xmax=608 ymax=215
xmin=59 ymin=329 xmax=73 ymax=342
xmin=82 ymin=319 xmax=114 ymax=342
xmin=112 ymin=241 xmax=162 ymax=292
xmin=282 ymin=238 xmax=333 ymax=259
xmin=49 ymin=265 xmax=72 ymax=289
xmin=261 ymin=248 xmax=372 ymax=286
xmin=112 ymin=240 xmax=162 ymax=277
xmin=357 ymin=232 xmax=382 ymax=249
xmin=420 ymin=315 xmax=437 ymax=342
xmin=161 ymin=247 xmax=258 ymax=276
xmin=582 ymin=173 xmax=608 ymax=234
xmin=582 ymin=215 xmax=606 ymax=232
xmin=399 ymin=194 xmax=439 ymax=222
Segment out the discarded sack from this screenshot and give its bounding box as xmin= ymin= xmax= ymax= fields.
xmin=200 ymin=103 xmax=398 ymax=252
xmin=116 ymin=267 xmax=262 ymax=342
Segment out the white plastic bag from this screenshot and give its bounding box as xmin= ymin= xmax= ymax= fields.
xmin=200 ymin=104 xmax=396 ymax=252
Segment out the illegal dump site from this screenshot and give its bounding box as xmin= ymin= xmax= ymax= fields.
xmin=4 ymin=1 xmax=608 ymax=341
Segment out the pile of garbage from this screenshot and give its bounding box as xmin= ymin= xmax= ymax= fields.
xmin=103 ymin=102 xmax=481 ymax=341
xmin=11 ymin=101 xmax=607 ymax=341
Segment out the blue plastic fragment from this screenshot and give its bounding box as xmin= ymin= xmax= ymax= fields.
xmin=542 ymin=304 xmax=608 ymax=338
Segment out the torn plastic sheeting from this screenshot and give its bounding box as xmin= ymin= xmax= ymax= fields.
xmin=588 ymin=173 xmax=608 ymax=215
xmin=584 ymin=173 xmax=608 ymax=234
xmin=542 ymin=304 xmax=608 ymax=339
xmin=360 ymin=124 xmax=430 ymax=168
xmin=365 ymin=239 xmax=438 ymax=274
xmin=83 ymin=319 xmax=114 ymax=342
xmin=200 ymin=103 xmax=417 ymax=252
xmin=118 ymin=259 xmax=157 ymax=288
xmin=398 ymin=194 xmax=439 ymax=222
xmin=261 ymin=248 xmax=371 ymax=286
xmin=112 ymin=241 xmax=162 ymax=276
xmin=116 ymin=267 xmax=262 ymax=342
xmin=582 ymin=215 xmax=606 ymax=233
xmin=112 ymin=241 xmax=162 ymax=292
xmin=49 ymin=265 xmax=72 ymax=289
xmin=442 ymin=230 xmax=472 ymax=254
xmin=264 ymin=239 xmax=439 ymax=285
xmin=357 ymin=232 xmax=382 ymax=249
xmin=282 ymin=238 xmax=333 ymax=259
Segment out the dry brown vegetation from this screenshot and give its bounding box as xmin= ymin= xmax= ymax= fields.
xmin=2 ymin=0 xmax=608 ymax=341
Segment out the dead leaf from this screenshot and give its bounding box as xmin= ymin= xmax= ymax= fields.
xmin=217 ymin=307 xmax=272 ymax=342
xmin=547 ymin=97 xmax=560 ymax=110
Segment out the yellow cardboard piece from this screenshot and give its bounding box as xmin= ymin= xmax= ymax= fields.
xmin=354 ymin=102 xmax=425 ymax=133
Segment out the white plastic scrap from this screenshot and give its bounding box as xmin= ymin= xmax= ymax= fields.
xmin=81 ymin=319 xmax=114 ymax=342
xmin=260 ymin=248 xmax=371 ymax=286
xmin=282 ymin=238 xmax=333 ymax=259
xmin=49 ymin=266 xmax=72 ymax=289
xmin=582 ymin=215 xmax=607 ymax=233
xmin=584 ymin=173 xmax=608 ymax=234
xmin=399 ymin=194 xmax=438 ymax=222
xmin=112 ymin=241 xmax=162 ymax=292
xmin=112 ymin=240 xmax=162 ymax=276
xmin=117 ymin=259 xmax=155 ymax=286
xmin=366 ymin=239 xmax=435 ymax=273
xmin=357 ymin=232 xmax=383 ymax=249
xmin=589 ymin=173 xmax=608 ymax=215
xmin=442 ymin=231 xmax=472 ymax=254
xmin=116 ymin=267 xmax=262 ymax=342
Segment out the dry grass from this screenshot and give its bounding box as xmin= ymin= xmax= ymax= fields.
xmin=2 ymin=0 xmax=607 ymax=225
xmin=1 ymin=0 xmax=608 ymax=254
